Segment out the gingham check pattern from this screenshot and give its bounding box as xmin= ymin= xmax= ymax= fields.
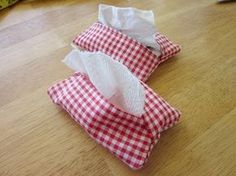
xmin=48 ymin=72 xmax=181 ymax=169
xmin=73 ymin=22 xmax=181 ymax=82
xmin=155 ymin=33 xmax=181 ymax=64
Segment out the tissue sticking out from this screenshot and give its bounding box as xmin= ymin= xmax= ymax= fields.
xmin=98 ymin=4 xmax=161 ymax=56
xmin=63 ymin=49 xmax=145 ymax=117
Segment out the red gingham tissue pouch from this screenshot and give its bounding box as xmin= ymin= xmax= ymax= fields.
xmin=73 ymin=22 xmax=181 ymax=82
xmin=47 ymin=50 xmax=181 ymax=169
xmin=72 ymin=4 xmax=181 ymax=82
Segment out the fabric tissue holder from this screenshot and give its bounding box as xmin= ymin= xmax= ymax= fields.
xmin=72 ymin=4 xmax=181 ymax=82
xmin=48 ymin=5 xmax=181 ymax=170
xmin=48 ymin=50 xmax=181 ymax=169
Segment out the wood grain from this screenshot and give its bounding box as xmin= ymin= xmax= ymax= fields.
xmin=0 ymin=0 xmax=236 ymax=175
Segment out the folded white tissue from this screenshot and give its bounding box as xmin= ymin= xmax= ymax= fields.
xmin=98 ymin=4 xmax=161 ymax=55
xmin=63 ymin=49 xmax=145 ymax=117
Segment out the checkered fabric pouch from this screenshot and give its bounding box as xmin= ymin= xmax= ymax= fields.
xmin=48 ymin=72 xmax=181 ymax=169
xmin=73 ymin=22 xmax=181 ymax=82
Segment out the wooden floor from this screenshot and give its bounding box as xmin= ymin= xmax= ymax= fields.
xmin=0 ymin=0 xmax=236 ymax=175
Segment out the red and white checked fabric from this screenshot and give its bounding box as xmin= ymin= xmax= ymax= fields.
xmin=155 ymin=33 xmax=181 ymax=64
xmin=48 ymin=72 xmax=181 ymax=169
xmin=73 ymin=22 xmax=181 ymax=82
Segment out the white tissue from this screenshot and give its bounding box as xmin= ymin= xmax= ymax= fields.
xmin=63 ymin=49 xmax=145 ymax=117
xmin=98 ymin=4 xmax=161 ymax=55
